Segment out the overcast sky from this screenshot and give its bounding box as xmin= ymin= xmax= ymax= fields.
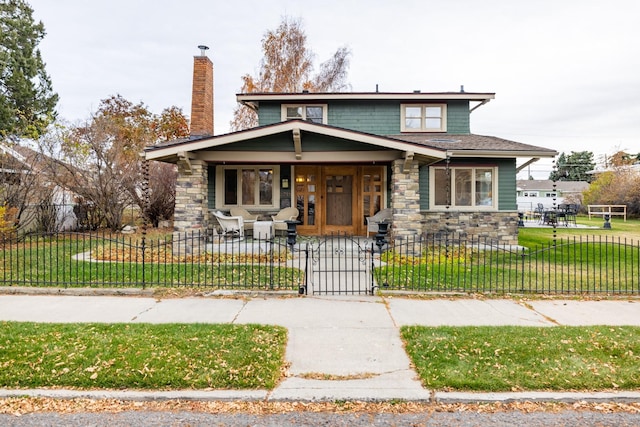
xmin=29 ymin=0 xmax=640 ymax=178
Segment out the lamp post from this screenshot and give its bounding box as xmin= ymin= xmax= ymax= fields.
xmin=285 ymin=220 xmax=299 ymax=248
xmin=375 ymin=221 xmax=389 ymax=253
xmin=373 ymin=220 xmax=390 ymax=293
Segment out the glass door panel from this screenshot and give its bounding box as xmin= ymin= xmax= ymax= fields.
xmin=294 ymin=166 xmax=319 ymax=234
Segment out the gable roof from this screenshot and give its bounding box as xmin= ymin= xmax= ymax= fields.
xmin=144 ymin=119 xmax=448 ymax=163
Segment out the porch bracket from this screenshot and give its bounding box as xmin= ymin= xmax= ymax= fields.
xmin=177 ymin=151 xmax=192 ymax=174
xmin=292 ymin=128 xmax=302 ymax=160
xmin=403 ymin=151 xmax=414 ymax=173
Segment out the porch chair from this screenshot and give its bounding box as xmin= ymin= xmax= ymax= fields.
xmin=230 ymin=207 xmax=259 ymax=233
xmin=271 ymin=207 xmax=299 ymax=234
xmin=365 ymin=208 xmax=393 ymax=236
xmin=211 ymin=210 xmax=245 ymax=240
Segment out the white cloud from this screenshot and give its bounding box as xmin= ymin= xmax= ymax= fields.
xmin=29 ymin=0 xmax=640 ymax=174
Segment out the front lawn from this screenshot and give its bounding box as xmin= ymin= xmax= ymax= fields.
xmin=0 ymin=322 xmax=287 ymax=390
xmin=402 ymin=325 xmax=640 ymax=391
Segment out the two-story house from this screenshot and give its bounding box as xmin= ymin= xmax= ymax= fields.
xmin=144 ymin=51 xmax=556 ymax=246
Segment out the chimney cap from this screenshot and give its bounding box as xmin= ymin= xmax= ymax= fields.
xmin=197 ymin=45 xmax=210 ymax=56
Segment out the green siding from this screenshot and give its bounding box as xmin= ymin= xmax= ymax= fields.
xmin=258 ymin=104 xmax=281 ymax=126
xmin=329 ymin=102 xmax=400 ymax=134
xmin=446 ymin=101 xmax=470 ymax=134
xmin=256 ymin=100 xmax=471 ymax=136
xmin=215 ymin=132 xmax=392 ymax=152
xmin=207 ymin=164 xmax=216 ymax=210
xmin=419 ymin=165 xmax=430 ymax=210
xmin=497 ymin=158 xmax=517 ymax=210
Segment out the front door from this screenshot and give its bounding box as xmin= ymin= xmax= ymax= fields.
xmin=323 ymin=166 xmax=358 ymax=234
xmin=294 ymin=165 xmax=385 ymax=235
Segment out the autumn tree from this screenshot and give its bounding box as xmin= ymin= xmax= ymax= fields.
xmin=231 ymin=16 xmax=351 ymax=131
xmin=549 ymin=151 xmax=595 ymax=183
xmin=0 ymin=0 xmax=58 ymax=142
xmin=583 ymin=150 xmax=640 ymax=217
xmin=40 ymin=96 xmax=188 ymax=231
xmin=605 ymin=150 xmax=640 ymax=168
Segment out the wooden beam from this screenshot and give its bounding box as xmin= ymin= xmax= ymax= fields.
xmin=404 ymin=151 xmax=414 ymax=173
xmin=293 ymin=128 xmax=302 ymax=160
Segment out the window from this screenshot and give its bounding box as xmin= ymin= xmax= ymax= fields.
xmin=401 ymin=104 xmax=446 ymax=132
xmin=522 ymin=191 xmax=539 ymax=197
xmin=217 ymin=166 xmax=280 ymax=209
xmin=431 ymin=166 xmax=497 ymax=209
xmin=282 ymin=104 xmax=327 ymax=124
xmin=544 ymin=192 xmax=557 ymax=198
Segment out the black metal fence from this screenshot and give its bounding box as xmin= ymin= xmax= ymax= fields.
xmin=1 ymin=230 xmax=639 ymax=295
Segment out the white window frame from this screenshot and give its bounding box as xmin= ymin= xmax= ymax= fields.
xmin=281 ymin=104 xmax=328 ymax=124
xmin=429 ymin=166 xmax=498 ymax=211
xmin=523 ymin=191 xmax=539 ymax=197
xmin=215 ymin=165 xmax=280 ymax=210
xmin=401 ymin=103 xmax=447 ymax=132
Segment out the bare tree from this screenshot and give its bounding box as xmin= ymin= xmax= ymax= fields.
xmin=231 ymin=16 xmax=351 ymax=131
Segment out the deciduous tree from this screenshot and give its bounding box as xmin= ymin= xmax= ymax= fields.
xmin=39 ymin=96 xmax=188 ymax=231
xmin=231 ymin=16 xmax=351 ymax=131
xmin=0 ymin=0 xmax=58 ymax=141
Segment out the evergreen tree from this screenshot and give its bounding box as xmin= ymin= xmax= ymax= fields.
xmin=549 ymin=151 xmax=595 ymax=183
xmin=0 ymin=0 xmax=58 ymax=141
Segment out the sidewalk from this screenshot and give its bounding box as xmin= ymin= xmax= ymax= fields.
xmin=1 ymin=291 xmax=639 ymax=403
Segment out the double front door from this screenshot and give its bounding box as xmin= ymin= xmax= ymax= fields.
xmin=294 ymin=165 xmax=384 ymax=236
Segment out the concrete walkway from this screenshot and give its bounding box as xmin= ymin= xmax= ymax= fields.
xmin=1 ymin=292 xmax=639 ymax=403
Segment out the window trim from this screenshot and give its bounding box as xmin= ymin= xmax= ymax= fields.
xmin=401 ymin=103 xmax=447 ymax=132
xmin=281 ymin=104 xmax=328 ymax=124
xmin=429 ymin=166 xmax=498 ymax=211
xmin=215 ymin=165 xmax=280 ymax=210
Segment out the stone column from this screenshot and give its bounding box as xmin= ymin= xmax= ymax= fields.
xmin=173 ymin=159 xmax=208 ymax=255
xmin=390 ymin=158 xmax=421 ymax=242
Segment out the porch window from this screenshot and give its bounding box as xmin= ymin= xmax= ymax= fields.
xmin=282 ymin=104 xmax=327 ymax=124
xmin=431 ymin=166 xmax=497 ymax=209
xmin=401 ymin=104 xmax=447 ymax=132
xmin=217 ymin=166 xmax=279 ymax=209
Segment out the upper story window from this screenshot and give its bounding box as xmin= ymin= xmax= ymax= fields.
xmin=282 ymin=104 xmax=328 ymax=124
xmin=522 ymin=191 xmax=539 ymax=197
xmin=401 ymin=104 xmax=447 ymax=132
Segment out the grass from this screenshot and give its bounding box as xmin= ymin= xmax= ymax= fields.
xmin=519 ymin=215 xmax=640 ymax=247
xmin=0 ymin=322 xmax=287 ymax=390
xmin=402 ymin=325 xmax=640 ymax=392
xmin=373 ymin=216 xmax=640 ymax=293
xmin=0 ymin=233 xmax=304 ymax=289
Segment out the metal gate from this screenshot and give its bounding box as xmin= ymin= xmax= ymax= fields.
xmin=307 ymin=234 xmax=375 ymax=295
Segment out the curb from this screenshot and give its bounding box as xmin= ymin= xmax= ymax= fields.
xmin=2 ymin=388 xmax=640 ymax=404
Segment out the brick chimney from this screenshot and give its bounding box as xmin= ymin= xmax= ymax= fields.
xmin=190 ymin=45 xmax=214 ymax=137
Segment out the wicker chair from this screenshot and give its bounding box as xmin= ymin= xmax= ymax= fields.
xmin=230 ymin=207 xmax=259 ymax=232
xmin=271 ymin=207 xmax=299 ymax=234
xmin=211 ymin=211 xmax=244 ymax=240
xmin=365 ymin=208 xmax=392 ymax=236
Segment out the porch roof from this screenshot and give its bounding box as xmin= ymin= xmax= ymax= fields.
xmin=388 ymin=133 xmax=558 ymax=158
xmin=144 ymin=120 xmax=448 ymax=163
